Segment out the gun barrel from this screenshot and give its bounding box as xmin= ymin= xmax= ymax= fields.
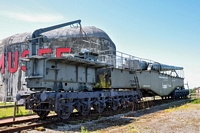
xmin=152 ymin=63 xmax=183 ymax=71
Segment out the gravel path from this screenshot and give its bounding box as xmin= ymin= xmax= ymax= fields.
xmin=100 ymin=103 xmax=200 ymax=133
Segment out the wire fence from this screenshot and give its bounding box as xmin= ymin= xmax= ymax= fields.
xmin=0 ymin=97 xmax=32 ymax=119
xmin=0 ymin=96 xmax=15 ymax=104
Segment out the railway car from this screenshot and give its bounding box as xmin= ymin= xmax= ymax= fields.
xmin=1 ymin=20 xmax=189 ymax=119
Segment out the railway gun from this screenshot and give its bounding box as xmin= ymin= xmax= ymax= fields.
xmin=11 ymin=20 xmax=189 ymax=120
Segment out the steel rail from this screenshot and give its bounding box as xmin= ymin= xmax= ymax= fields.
xmin=0 ymin=104 xmax=23 ymax=109
xmin=0 ymin=121 xmax=52 ymax=133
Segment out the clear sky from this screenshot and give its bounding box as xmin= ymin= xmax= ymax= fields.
xmin=0 ymin=0 xmax=199 ymax=88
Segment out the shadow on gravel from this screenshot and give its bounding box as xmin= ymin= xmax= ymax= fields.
xmin=44 ymin=99 xmax=191 ymax=132
xmin=133 ymin=99 xmax=191 ymax=117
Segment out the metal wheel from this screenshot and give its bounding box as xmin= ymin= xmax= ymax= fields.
xmin=78 ymin=103 xmax=91 ymax=116
xmin=129 ymin=95 xmax=135 ymax=102
xmin=94 ymin=102 xmax=105 ymax=113
xmin=33 ymin=104 xmax=50 ymax=119
xmin=58 ymin=105 xmax=73 ymax=120
xmin=120 ymin=97 xmax=127 ymax=108
xmin=57 ymin=99 xmax=74 ymax=120
xmin=111 ymin=98 xmax=119 ymax=111
xmin=76 ymin=99 xmax=91 ymax=116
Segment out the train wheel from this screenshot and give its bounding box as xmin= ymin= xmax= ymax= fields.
xmin=78 ymin=103 xmax=91 ymax=116
xmin=57 ymin=99 xmax=74 ymax=120
xmin=58 ymin=105 xmax=73 ymax=120
xmin=94 ymin=102 xmax=105 ymax=113
xmin=120 ymin=97 xmax=127 ymax=108
xmin=111 ymin=98 xmax=119 ymax=111
xmin=76 ymin=99 xmax=91 ymax=116
xmin=129 ymin=95 xmax=135 ymax=102
xmin=34 ymin=104 xmax=50 ymax=119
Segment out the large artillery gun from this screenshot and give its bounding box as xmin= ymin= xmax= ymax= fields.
xmin=12 ymin=20 xmax=189 ymax=120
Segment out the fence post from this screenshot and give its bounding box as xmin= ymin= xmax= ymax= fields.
xmin=13 ymin=101 xmax=17 ymax=121
xmin=3 ymin=95 xmax=6 ymax=105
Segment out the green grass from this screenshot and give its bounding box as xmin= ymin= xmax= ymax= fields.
xmin=190 ymin=99 xmax=200 ymax=104
xmin=0 ymin=102 xmax=33 ymax=118
xmin=0 ymin=102 xmax=14 ymax=106
xmin=0 ymin=106 xmax=31 ymax=118
xmin=81 ymin=126 xmax=89 ymax=133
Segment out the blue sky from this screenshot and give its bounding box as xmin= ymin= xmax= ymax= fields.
xmin=0 ymin=0 xmax=199 ymax=88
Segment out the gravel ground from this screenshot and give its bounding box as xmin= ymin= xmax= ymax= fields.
xmin=28 ymin=99 xmax=200 ymax=133
xmin=99 ymin=102 xmax=200 ymax=133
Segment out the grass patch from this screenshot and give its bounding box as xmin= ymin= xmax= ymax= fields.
xmin=165 ymin=99 xmax=200 ymax=113
xmin=165 ymin=106 xmax=177 ymax=112
xmin=128 ymin=124 xmax=138 ymax=133
xmin=165 ymin=104 xmax=191 ymax=112
xmin=0 ymin=102 xmax=35 ymax=118
xmin=81 ymin=126 xmax=89 ymax=133
xmin=190 ymin=99 xmax=200 ymax=104
xmin=0 ymin=102 xmax=14 ymax=106
xmin=0 ymin=106 xmax=31 ymax=118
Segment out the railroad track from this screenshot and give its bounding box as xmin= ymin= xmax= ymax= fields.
xmin=0 ymin=98 xmax=189 ymax=133
xmin=0 ymin=115 xmax=58 ymax=133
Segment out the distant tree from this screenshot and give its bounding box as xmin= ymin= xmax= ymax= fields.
xmin=190 ymin=88 xmax=195 ymax=93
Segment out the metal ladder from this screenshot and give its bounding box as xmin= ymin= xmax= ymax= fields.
xmin=133 ymin=72 xmax=140 ymax=90
xmin=133 ymin=72 xmax=143 ymax=100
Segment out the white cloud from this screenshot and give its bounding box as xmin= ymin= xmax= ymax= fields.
xmin=1 ymin=11 xmax=63 ymax=23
